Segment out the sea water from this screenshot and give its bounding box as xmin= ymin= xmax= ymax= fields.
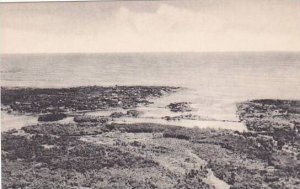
xmin=1 ymin=52 xmax=300 ymax=131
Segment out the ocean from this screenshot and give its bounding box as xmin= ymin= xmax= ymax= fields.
xmin=1 ymin=52 xmax=300 ymax=130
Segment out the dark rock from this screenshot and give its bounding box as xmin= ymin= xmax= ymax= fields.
xmin=73 ymin=115 xmax=109 ymax=123
xmin=167 ymin=102 xmax=192 ymax=112
xmin=126 ymin=110 xmax=142 ymax=117
xmin=110 ymin=112 xmax=124 ymax=118
xmin=38 ymin=113 xmax=67 ymax=122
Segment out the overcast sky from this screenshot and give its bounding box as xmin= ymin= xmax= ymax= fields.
xmin=1 ymin=0 xmax=300 ymax=53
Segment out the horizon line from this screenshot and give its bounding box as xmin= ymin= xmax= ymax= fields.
xmin=2 ymin=50 xmax=300 ymax=56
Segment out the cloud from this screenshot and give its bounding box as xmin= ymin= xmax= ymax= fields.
xmin=1 ymin=0 xmax=300 ymax=53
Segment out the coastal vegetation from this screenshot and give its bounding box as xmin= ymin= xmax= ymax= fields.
xmin=1 ymin=86 xmax=299 ymax=188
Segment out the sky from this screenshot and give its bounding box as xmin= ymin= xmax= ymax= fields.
xmin=0 ymin=0 xmax=300 ymax=53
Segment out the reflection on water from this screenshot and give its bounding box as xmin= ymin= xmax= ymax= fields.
xmin=1 ymin=111 xmax=38 ymax=131
xmin=84 ymin=91 xmax=247 ymax=132
xmin=1 ymin=111 xmax=75 ymax=132
xmin=1 ymin=90 xmax=247 ymax=131
xmin=113 ymin=117 xmax=246 ymax=132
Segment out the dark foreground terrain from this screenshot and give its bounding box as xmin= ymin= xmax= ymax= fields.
xmin=1 ymin=87 xmax=300 ymax=189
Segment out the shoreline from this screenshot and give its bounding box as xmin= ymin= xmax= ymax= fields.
xmin=1 ymin=86 xmax=300 ymax=188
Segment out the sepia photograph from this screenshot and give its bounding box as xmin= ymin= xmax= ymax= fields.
xmin=0 ymin=0 xmax=299 ymax=188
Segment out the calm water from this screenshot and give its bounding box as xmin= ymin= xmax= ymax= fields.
xmin=1 ymin=52 xmax=300 ymax=130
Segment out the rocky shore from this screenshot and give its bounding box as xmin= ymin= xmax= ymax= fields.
xmin=1 ymin=86 xmax=178 ymax=114
xmin=1 ymin=87 xmax=300 ymax=189
xmin=237 ymin=99 xmax=300 ymax=150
